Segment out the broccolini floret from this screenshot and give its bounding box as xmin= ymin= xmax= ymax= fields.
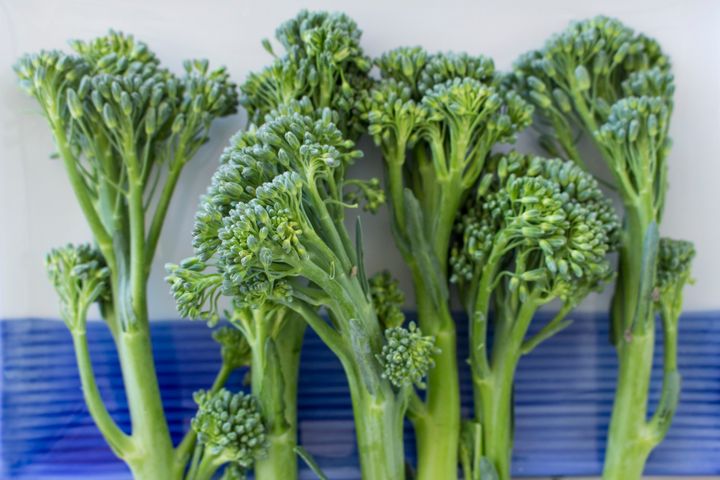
xmin=189 ymin=389 xmax=267 ymax=478
xmin=45 ymin=244 xmax=110 ymax=332
xmin=451 ymin=152 xmax=618 ymax=479
xmin=241 ymin=10 xmax=372 ymax=138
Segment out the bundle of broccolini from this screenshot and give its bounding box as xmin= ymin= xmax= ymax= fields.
xmin=512 ymin=16 xmax=696 ymax=479
xmin=15 ymin=11 xmax=700 ymax=480
xmin=16 ymin=32 xmax=241 ymax=478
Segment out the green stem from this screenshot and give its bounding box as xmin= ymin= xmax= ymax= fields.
xmin=603 ymin=203 xmax=658 ymax=480
xmin=476 ymin=296 xmax=537 ymax=480
xmin=52 ymin=123 xmax=114 ymax=263
xmin=252 ymin=313 xmax=305 ymax=480
xmin=71 ymin=331 xmax=133 ymax=457
xmin=602 ymin=332 xmax=655 ymax=480
xmin=192 ymin=453 xmax=223 ymax=480
xmin=117 ymin=326 xmax=175 ymax=479
xmin=145 ymin=164 xmax=183 ymax=274
xmin=478 ymin=355 xmax=517 ymax=480
xmin=346 ymin=370 xmax=406 ymax=480
xmin=413 ymin=279 xmax=460 ymax=480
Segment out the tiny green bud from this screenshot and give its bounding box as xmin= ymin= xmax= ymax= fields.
xmin=172 ymin=114 xmax=185 ymax=134
xmin=102 ymin=104 xmax=118 ymax=129
xmin=66 ymin=89 xmax=83 ymax=119
xmin=574 ymin=65 xmax=591 ymax=91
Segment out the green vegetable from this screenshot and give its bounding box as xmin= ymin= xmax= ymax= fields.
xmin=168 ymin=11 xmax=379 ymax=480
xmin=361 ymin=47 xmax=533 ymax=480
xmin=450 ymin=152 xmax=619 ymax=479
xmin=178 ymin=96 xmax=436 ymax=478
xmin=173 ymin=84 xmax=436 ymax=479
xmin=512 ymin=16 xmax=695 ymax=479
xmin=17 ymin=31 xmax=237 ymax=479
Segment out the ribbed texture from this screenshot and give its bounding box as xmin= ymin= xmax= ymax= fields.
xmin=1 ymin=312 xmax=718 ymax=478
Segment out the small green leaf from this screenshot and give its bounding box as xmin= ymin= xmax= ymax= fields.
xmin=348 ymin=319 xmax=379 ymax=395
xmin=355 ymin=217 xmax=370 ymax=298
xmin=403 ymin=189 xmax=448 ymax=309
xmin=259 ymin=338 xmax=289 ymax=431
xmin=479 ymin=457 xmax=499 ymax=480
xmin=261 ymin=38 xmax=275 ymax=57
xmin=294 ymin=446 xmax=328 ymax=480
xmin=631 ymin=221 xmax=659 ymax=335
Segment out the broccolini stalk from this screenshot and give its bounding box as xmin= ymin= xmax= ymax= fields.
xmin=450 ymin=152 xmax=619 ymax=480
xmin=16 ymin=31 xmax=238 ymax=479
xmin=169 ymin=12 xmax=376 ymax=480
xmin=361 ymin=48 xmax=533 ymax=479
xmin=167 ymin=130 xmax=306 ymax=479
xmin=175 ymin=104 xmax=434 ymax=479
xmin=512 ymin=17 xmax=695 ymax=478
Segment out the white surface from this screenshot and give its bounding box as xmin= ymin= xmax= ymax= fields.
xmin=1 ymin=0 xmax=719 ymax=319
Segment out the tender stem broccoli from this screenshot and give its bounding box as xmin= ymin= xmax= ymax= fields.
xmin=16 ymin=31 xmax=237 ymax=479
xmin=187 ymin=389 xmax=267 ymax=480
xmin=360 ymin=47 xmax=533 ymax=480
xmin=173 ymin=99 xmax=435 ymax=479
xmin=450 ymin=152 xmax=619 ymax=480
xmin=169 ymin=11 xmax=380 ymax=480
xmin=511 ymin=17 xmax=695 ymax=479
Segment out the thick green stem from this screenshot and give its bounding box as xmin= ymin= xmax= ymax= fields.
xmin=117 ymin=326 xmax=175 ymax=479
xmin=602 ymin=332 xmax=655 ymax=480
xmin=251 ymin=315 xmax=305 ymax=480
xmin=413 ymin=280 xmax=460 ymax=480
xmin=346 ymin=371 xmax=406 ymax=480
xmin=478 ymin=355 xmax=517 ymax=480
xmin=603 ymin=204 xmax=659 ymax=480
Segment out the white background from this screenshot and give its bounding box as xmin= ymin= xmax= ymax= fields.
xmin=1 ymin=0 xmax=719 ymax=319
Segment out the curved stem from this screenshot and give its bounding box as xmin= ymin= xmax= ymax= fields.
xmin=70 ymin=331 xmax=133 ymax=457
xmin=52 ymin=124 xmax=114 ymax=265
xmin=145 ymin=163 xmax=183 ymax=273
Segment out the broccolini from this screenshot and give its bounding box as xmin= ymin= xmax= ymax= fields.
xmin=17 ymin=31 xmax=238 ymax=479
xmin=512 ymin=16 xmax=696 ymax=479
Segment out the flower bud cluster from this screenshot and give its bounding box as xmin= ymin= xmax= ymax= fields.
xmin=15 ymin=30 xmax=237 ymax=182
xmin=362 ymin=47 xmax=532 ymax=183
xmin=369 ymin=271 xmax=406 ymax=329
xmin=45 ymin=243 xmax=110 ymax=330
xmin=212 ymin=326 xmax=252 ymax=370
xmin=513 ymin=16 xmax=672 ymax=164
xmin=451 ymin=153 xmax=618 ymax=303
xmin=655 ymin=238 xmax=695 ymax=294
xmin=218 ymin=172 xmax=306 ymax=297
xmin=378 ymin=322 xmax=438 ymax=389
xmin=240 ymin=10 xmax=372 ymax=138
xmin=192 ymin=389 xmax=267 ymax=467
xmin=165 ymin=258 xmax=223 ymax=325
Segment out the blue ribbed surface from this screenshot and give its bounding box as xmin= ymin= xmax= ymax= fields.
xmin=1 ymin=312 xmax=719 ymax=478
